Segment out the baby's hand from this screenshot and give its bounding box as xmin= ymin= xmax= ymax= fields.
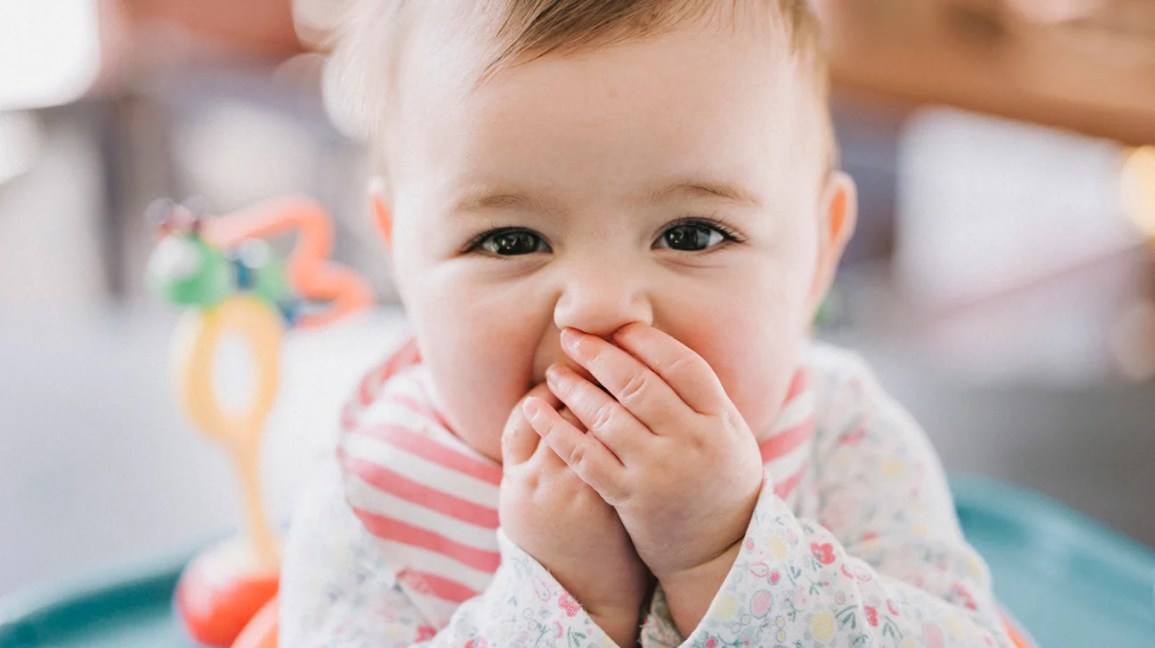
xmin=499 ymin=384 xmax=650 ymax=647
xmin=525 ymin=324 xmax=765 ymax=583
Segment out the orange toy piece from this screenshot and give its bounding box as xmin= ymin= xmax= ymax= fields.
xmin=1002 ymin=610 xmax=1036 ymax=648
xmin=175 ymin=540 xmax=280 ymax=647
xmin=201 ymin=195 xmax=374 ymax=329
xmin=231 ymin=596 xmax=279 ymax=648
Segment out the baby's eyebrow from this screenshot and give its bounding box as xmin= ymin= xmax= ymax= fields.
xmin=450 ymin=179 xmax=761 ymax=215
xmin=644 ymin=179 xmax=762 ymax=207
xmin=451 ymin=190 xmax=555 ymax=215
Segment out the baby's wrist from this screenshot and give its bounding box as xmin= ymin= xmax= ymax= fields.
xmin=587 ymin=605 xmax=644 ymax=648
xmin=551 ymin=568 xmax=648 ymax=624
xmin=644 ymin=503 xmax=756 ymax=582
xmin=573 ymin=577 xmax=650 ymax=646
xmin=574 ymin=583 xmax=647 ymax=620
xmin=655 ymin=540 xmax=742 ymax=636
xmin=655 ymin=538 xmax=740 ymax=586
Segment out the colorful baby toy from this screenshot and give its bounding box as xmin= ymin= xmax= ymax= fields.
xmin=147 ymin=196 xmax=372 ymax=647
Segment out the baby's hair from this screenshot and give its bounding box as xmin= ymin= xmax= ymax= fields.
xmin=320 ymin=0 xmax=834 ymax=175
xmin=484 ymin=1 xmax=825 ymax=78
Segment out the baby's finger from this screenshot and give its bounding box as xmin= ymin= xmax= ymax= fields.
xmin=546 ymin=364 xmax=649 ymax=462
xmin=611 ymin=322 xmax=728 ymax=415
xmin=501 ymin=383 xmax=555 ymax=466
xmin=532 ymin=405 xmax=586 ymax=470
xmin=522 ymin=396 xmax=626 ymax=502
xmin=533 ymin=406 xmax=597 ymax=468
xmin=501 ymin=404 xmax=538 ymax=466
xmin=560 ymin=328 xmax=690 ymax=435
xmin=557 ymin=406 xmax=585 ymax=431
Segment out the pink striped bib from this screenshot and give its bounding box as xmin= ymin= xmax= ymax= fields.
xmin=337 ymin=340 xmax=816 ymax=626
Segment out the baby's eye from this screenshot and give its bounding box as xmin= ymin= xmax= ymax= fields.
xmin=470 ymin=228 xmax=550 ymax=256
xmin=654 ymin=219 xmax=737 ymax=252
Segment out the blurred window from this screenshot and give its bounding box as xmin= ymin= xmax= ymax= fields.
xmin=0 ymin=1 xmax=101 ymax=111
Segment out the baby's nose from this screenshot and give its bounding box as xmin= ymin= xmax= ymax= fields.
xmin=552 ymin=261 xmax=653 ymax=338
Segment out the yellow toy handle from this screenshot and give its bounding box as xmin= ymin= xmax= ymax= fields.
xmin=175 ymin=295 xmax=283 ymax=567
xmin=1122 ymin=146 xmax=1155 ymax=247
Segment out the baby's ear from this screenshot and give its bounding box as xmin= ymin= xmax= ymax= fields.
xmin=808 ymin=171 xmax=857 ymax=315
xmin=369 ymin=177 xmax=394 ymax=251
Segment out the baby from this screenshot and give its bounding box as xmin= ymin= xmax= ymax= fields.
xmin=281 ymin=1 xmax=1015 ymax=646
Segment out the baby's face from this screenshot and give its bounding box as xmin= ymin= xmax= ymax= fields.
xmin=381 ymin=15 xmax=850 ymax=462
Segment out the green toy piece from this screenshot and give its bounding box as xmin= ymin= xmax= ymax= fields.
xmin=145 ymin=200 xmax=299 ymax=324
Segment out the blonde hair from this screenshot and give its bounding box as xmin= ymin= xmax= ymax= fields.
xmin=319 ymin=0 xmax=833 ymax=171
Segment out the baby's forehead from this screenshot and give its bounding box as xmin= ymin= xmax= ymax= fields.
xmin=439 ymin=2 xmax=821 ymax=88
xmin=325 ymin=1 xmax=827 ymax=145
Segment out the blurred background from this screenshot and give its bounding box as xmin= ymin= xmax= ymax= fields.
xmin=1 ymin=0 xmax=1154 ymax=602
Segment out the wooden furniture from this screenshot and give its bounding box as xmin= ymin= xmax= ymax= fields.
xmin=824 ymin=0 xmax=1155 ymax=145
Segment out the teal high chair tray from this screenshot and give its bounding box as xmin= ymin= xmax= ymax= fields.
xmin=952 ymin=475 xmax=1155 ymax=647
xmin=2 ymin=478 xmax=1154 ymax=647
xmin=0 ymin=556 xmax=191 ymax=648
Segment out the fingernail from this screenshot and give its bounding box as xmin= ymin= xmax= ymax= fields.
xmin=560 ymin=328 xmax=581 ymax=351
xmin=547 ymin=364 xmax=574 ymax=384
xmin=521 ymin=397 xmax=542 ymax=420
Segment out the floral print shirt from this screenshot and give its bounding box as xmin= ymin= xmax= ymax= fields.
xmin=280 ymin=344 xmax=1013 ymax=647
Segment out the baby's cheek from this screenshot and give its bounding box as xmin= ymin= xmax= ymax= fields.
xmin=691 ymin=319 xmax=803 ymax=439
xmin=724 ymin=362 xmax=793 ymax=439
xmin=437 ymin=356 xmax=527 ymax=462
xmin=422 ymin=321 xmax=541 ymax=462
